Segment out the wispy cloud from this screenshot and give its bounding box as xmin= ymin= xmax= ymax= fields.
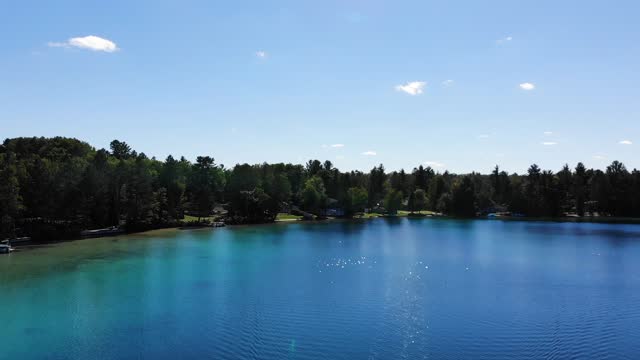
xmin=544 ymin=131 xmax=553 ymax=136
xmin=361 ymin=151 xmax=377 ymax=156
xmin=496 ymin=36 xmax=513 ymax=44
xmin=542 ymin=142 xmax=557 ymax=146
xmin=48 ymin=35 xmax=118 ymax=52
xmin=255 ymin=50 xmax=268 ymax=59
xmin=519 ymin=83 xmax=535 ymax=91
xmin=395 ymin=81 xmax=426 ymax=96
xmin=478 ymin=134 xmax=490 ymax=139
xmin=593 ymin=155 xmax=606 ymax=160
xmin=322 ymin=144 xmax=345 ymax=149
xmin=619 ymin=140 xmax=633 ymax=145
xmin=442 ymin=79 xmax=454 ymax=87
xmin=424 ymin=161 xmax=445 ymax=168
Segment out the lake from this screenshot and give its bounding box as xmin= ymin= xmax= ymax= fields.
xmin=2 ymin=218 xmax=640 ymax=359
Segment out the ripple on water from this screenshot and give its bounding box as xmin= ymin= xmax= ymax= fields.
xmin=2 ymin=220 xmax=640 ymax=359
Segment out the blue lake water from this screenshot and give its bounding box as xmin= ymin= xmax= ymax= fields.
xmin=2 ymin=218 xmax=640 ymax=359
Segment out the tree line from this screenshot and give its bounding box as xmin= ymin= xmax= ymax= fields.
xmin=1 ymin=137 xmax=639 ymax=241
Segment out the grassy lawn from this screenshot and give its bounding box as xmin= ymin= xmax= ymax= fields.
xmin=182 ymin=215 xmax=215 ymax=222
xmin=354 ymin=212 xmax=381 ymax=219
xmin=397 ymin=210 xmax=437 ymax=216
xmin=276 ymin=213 xmax=303 ymax=221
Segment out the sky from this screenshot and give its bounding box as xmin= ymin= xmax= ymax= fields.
xmin=1 ymin=0 xmax=638 ymax=174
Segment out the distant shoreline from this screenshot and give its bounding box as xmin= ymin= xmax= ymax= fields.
xmin=4 ymin=137 xmax=639 ymax=247
xmin=8 ymin=214 xmax=640 ymax=253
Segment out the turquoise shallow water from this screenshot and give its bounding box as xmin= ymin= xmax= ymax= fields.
xmin=2 ymin=218 xmax=640 ymax=359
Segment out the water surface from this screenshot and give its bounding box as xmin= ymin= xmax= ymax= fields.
xmin=2 ymin=219 xmax=640 ymax=359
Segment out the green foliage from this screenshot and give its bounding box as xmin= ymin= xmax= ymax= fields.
xmin=269 ymin=174 xmax=292 ymax=204
xmin=187 ymin=156 xmax=225 ymax=219
xmin=450 ymin=176 xmax=476 ymax=217
xmin=225 ymin=163 xmax=295 ymax=224
xmin=110 ymin=140 xmax=132 ymax=160
xmin=411 ymin=189 xmax=427 ymax=213
xmin=436 ymin=193 xmax=452 ymax=214
xmin=302 ymin=176 xmax=327 ymax=214
xmin=2 ymin=136 xmax=640 ymax=241
xmin=428 ymin=176 xmax=447 ymax=210
xmin=383 ymin=190 xmax=403 ymax=215
xmin=413 ymin=165 xmax=434 ymax=191
xmin=228 ymin=188 xmax=277 ymax=224
xmin=368 ymin=164 xmax=386 ymax=207
xmin=490 ymin=165 xmax=512 ymax=205
xmin=345 ymin=187 xmax=368 ymax=216
xmin=0 ymin=152 xmax=22 ymax=237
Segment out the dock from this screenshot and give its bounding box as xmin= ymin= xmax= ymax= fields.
xmin=80 ymin=227 xmax=125 ymax=238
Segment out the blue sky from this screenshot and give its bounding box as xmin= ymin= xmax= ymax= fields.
xmin=1 ymin=0 xmax=638 ymax=173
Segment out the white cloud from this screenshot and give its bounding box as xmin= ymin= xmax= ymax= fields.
xmin=544 ymin=131 xmax=553 ymax=136
xmin=519 ymin=83 xmax=535 ymax=91
xmin=442 ymin=79 xmax=454 ymax=87
xmin=424 ymin=161 xmax=445 ymax=168
xmin=256 ymin=50 xmax=267 ymax=59
xmin=497 ymin=36 xmax=513 ymax=44
xmin=48 ymin=35 xmax=118 ymax=52
xmin=619 ymin=140 xmax=633 ymax=145
xmin=478 ymin=134 xmax=490 ymax=139
xmin=322 ymin=144 xmax=345 ymax=149
xmin=361 ymin=151 xmax=377 ymax=156
xmin=542 ymin=142 xmax=557 ymax=146
xmin=593 ymin=155 xmax=606 ymax=160
xmin=395 ymin=81 xmax=426 ymax=96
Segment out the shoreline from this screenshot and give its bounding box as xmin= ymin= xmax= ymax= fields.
xmin=6 ymin=215 xmax=640 ymax=253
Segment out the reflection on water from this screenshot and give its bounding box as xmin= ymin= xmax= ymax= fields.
xmin=1 ymin=219 xmax=640 ymax=359
xmin=523 ymin=223 xmax=640 ymax=239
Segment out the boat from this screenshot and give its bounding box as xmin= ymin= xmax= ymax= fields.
xmin=6 ymin=237 xmax=31 ymax=246
xmin=0 ymin=244 xmax=14 ymax=254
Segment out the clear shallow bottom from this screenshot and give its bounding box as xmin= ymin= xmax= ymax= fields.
xmin=2 ymin=219 xmax=640 ymax=360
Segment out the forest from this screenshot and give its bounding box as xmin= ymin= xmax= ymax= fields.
xmin=1 ymin=137 xmax=639 ymax=241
